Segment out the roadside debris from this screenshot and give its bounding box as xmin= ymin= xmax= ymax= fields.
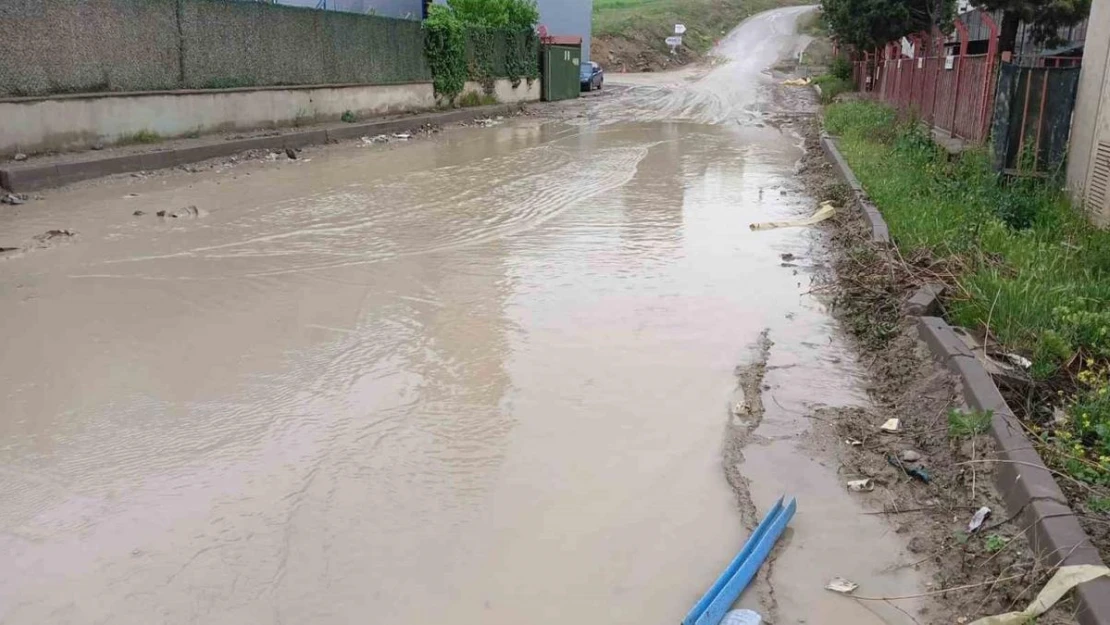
xmin=825 ymin=577 xmax=859 ymax=594
xmin=2 ymin=193 xmax=27 ymax=206
xmin=779 ymin=253 xmax=795 ymax=261
xmin=30 ymin=229 xmax=76 ymax=249
xmin=154 ymin=205 xmax=202 ymax=219
xmin=13 ymin=152 xmax=28 ymax=161
xmin=750 ymin=201 xmax=835 ymax=231
xmin=721 ymin=609 xmax=762 ymax=625
xmin=846 ymin=478 xmax=874 ymax=492
xmin=1005 ymin=353 xmax=1032 ymax=369
xmin=966 ymin=506 xmax=991 ymax=533
xmin=846 ymin=438 xmax=862 ymax=447
xmin=880 ymin=418 xmax=901 ymax=432
xmin=887 ymin=454 xmax=930 ymax=483
xmin=133 ymin=210 xmax=145 ymax=216
xmin=967 ymin=565 xmax=1109 ymax=625
xmin=361 ymin=135 xmax=389 ymax=146
xmin=285 ymin=148 xmax=298 ymax=160
xmin=900 ymin=449 xmax=922 ymax=462
xmin=682 ymin=496 xmax=796 ymax=625
xmin=392 ymin=133 xmax=412 ymax=140
xmin=782 ymin=77 xmax=812 ymax=86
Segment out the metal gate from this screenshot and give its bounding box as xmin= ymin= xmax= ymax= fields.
xmin=542 ymin=45 xmax=580 ymax=102
xmin=991 ymin=64 xmax=1081 ymax=174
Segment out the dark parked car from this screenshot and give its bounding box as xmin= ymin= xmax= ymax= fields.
xmin=580 ymin=62 xmax=604 ymax=91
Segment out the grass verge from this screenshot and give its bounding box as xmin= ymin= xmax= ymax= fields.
xmin=825 ymin=100 xmax=1110 ymax=495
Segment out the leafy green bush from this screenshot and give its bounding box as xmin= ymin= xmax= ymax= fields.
xmin=812 ymin=74 xmax=854 ymax=104
xmin=447 ymin=0 xmax=538 ymax=30
xmin=425 ymin=2 xmax=538 ymax=99
xmin=425 ymin=5 xmax=468 ymax=99
xmin=831 ymin=56 xmax=854 ymax=81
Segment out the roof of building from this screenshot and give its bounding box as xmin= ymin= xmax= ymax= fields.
xmin=542 ymin=35 xmax=583 ymax=46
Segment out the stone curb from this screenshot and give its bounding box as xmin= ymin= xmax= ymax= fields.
xmin=904 ymin=283 xmax=944 ymax=316
xmin=816 ymin=130 xmax=1110 ymax=623
xmin=0 ymin=103 xmax=526 ymax=192
xmin=916 ymin=317 xmax=1110 ymax=625
xmin=819 ymin=133 xmax=891 ymax=244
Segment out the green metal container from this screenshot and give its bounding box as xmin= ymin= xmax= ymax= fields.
xmin=542 ymin=44 xmax=582 ymax=102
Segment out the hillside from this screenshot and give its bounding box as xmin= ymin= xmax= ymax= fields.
xmin=592 ymin=0 xmax=815 ymax=72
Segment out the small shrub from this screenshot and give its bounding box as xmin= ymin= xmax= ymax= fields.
xmin=117 ymin=129 xmax=162 ymax=145
xmin=812 ymin=74 xmax=853 ymax=104
xmin=1089 ymin=495 xmax=1110 ymax=513
xmin=949 ymin=409 xmax=992 ymax=437
xmin=457 ymin=91 xmax=498 ymax=107
xmin=831 ymin=56 xmax=854 ymax=81
xmin=984 ymin=534 xmax=1008 ymax=553
xmin=425 ymin=5 xmax=468 ymax=99
xmin=341 ymin=110 xmax=357 ymax=123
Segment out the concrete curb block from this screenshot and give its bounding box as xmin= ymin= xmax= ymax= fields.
xmin=916 ymin=318 xmax=1110 ymax=625
xmin=904 ymin=283 xmax=944 ymax=316
xmin=819 ymin=133 xmax=891 ymax=244
xmin=0 ymin=103 xmax=526 ymax=192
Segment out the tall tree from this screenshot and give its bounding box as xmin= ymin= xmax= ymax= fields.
xmin=978 ymin=0 xmax=1090 ymax=54
xmin=822 ymin=0 xmax=955 ymax=51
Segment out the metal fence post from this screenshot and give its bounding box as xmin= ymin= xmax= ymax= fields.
xmin=977 ymin=13 xmax=1000 ymax=142
xmin=950 ymin=19 xmax=970 ymax=137
xmin=929 ymin=27 xmax=944 ymax=124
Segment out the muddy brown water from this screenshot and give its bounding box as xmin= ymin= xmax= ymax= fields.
xmin=1 ymin=7 xmax=925 ymax=625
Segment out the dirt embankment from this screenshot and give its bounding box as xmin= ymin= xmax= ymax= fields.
xmin=591 ymin=0 xmax=816 ymax=72
xmin=798 ymin=123 xmax=1082 ymax=624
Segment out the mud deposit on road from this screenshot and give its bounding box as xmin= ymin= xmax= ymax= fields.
xmin=0 ymin=7 xmax=942 ymax=625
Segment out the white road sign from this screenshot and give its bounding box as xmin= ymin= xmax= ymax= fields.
xmin=665 ymin=36 xmax=683 ymax=47
xmin=675 ymin=24 xmax=687 ymax=34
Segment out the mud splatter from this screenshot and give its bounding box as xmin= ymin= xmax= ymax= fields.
xmin=724 ymin=329 xmax=772 ymax=527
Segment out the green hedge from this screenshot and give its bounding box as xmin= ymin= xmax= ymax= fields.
xmin=425 ymin=6 xmax=539 ymax=100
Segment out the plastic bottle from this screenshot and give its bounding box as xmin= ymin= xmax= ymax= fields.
xmin=720 ymin=609 xmax=763 ymax=625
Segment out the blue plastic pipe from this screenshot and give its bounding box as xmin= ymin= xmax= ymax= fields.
xmin=682 ymin=496 xmax=797 ymax=625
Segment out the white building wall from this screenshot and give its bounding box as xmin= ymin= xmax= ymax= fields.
xmin=1066 ymin=0 xmax=1110 ymax=223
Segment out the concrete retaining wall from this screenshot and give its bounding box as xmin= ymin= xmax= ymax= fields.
xmin=459 ymin=79 xmax=542 ymax=105
xmin=0 ymin=83 xmax=435 ymax=156
xmin=1 ymin=103 xmax=528 ymax=192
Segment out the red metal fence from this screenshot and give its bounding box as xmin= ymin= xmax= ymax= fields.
xmin=852 ymin=16 xmax=1001 ymax=144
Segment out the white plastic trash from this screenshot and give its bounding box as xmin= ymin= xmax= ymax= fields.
xmin=721 ymin=609 xmax=763 ymax=625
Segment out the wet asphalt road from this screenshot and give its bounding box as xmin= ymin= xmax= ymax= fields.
xmin=0 ymin=7 xmax=924 ymax=624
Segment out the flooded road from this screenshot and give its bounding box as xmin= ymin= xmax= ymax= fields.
xmin=0 ymin=7 xmax=924 ymax=625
